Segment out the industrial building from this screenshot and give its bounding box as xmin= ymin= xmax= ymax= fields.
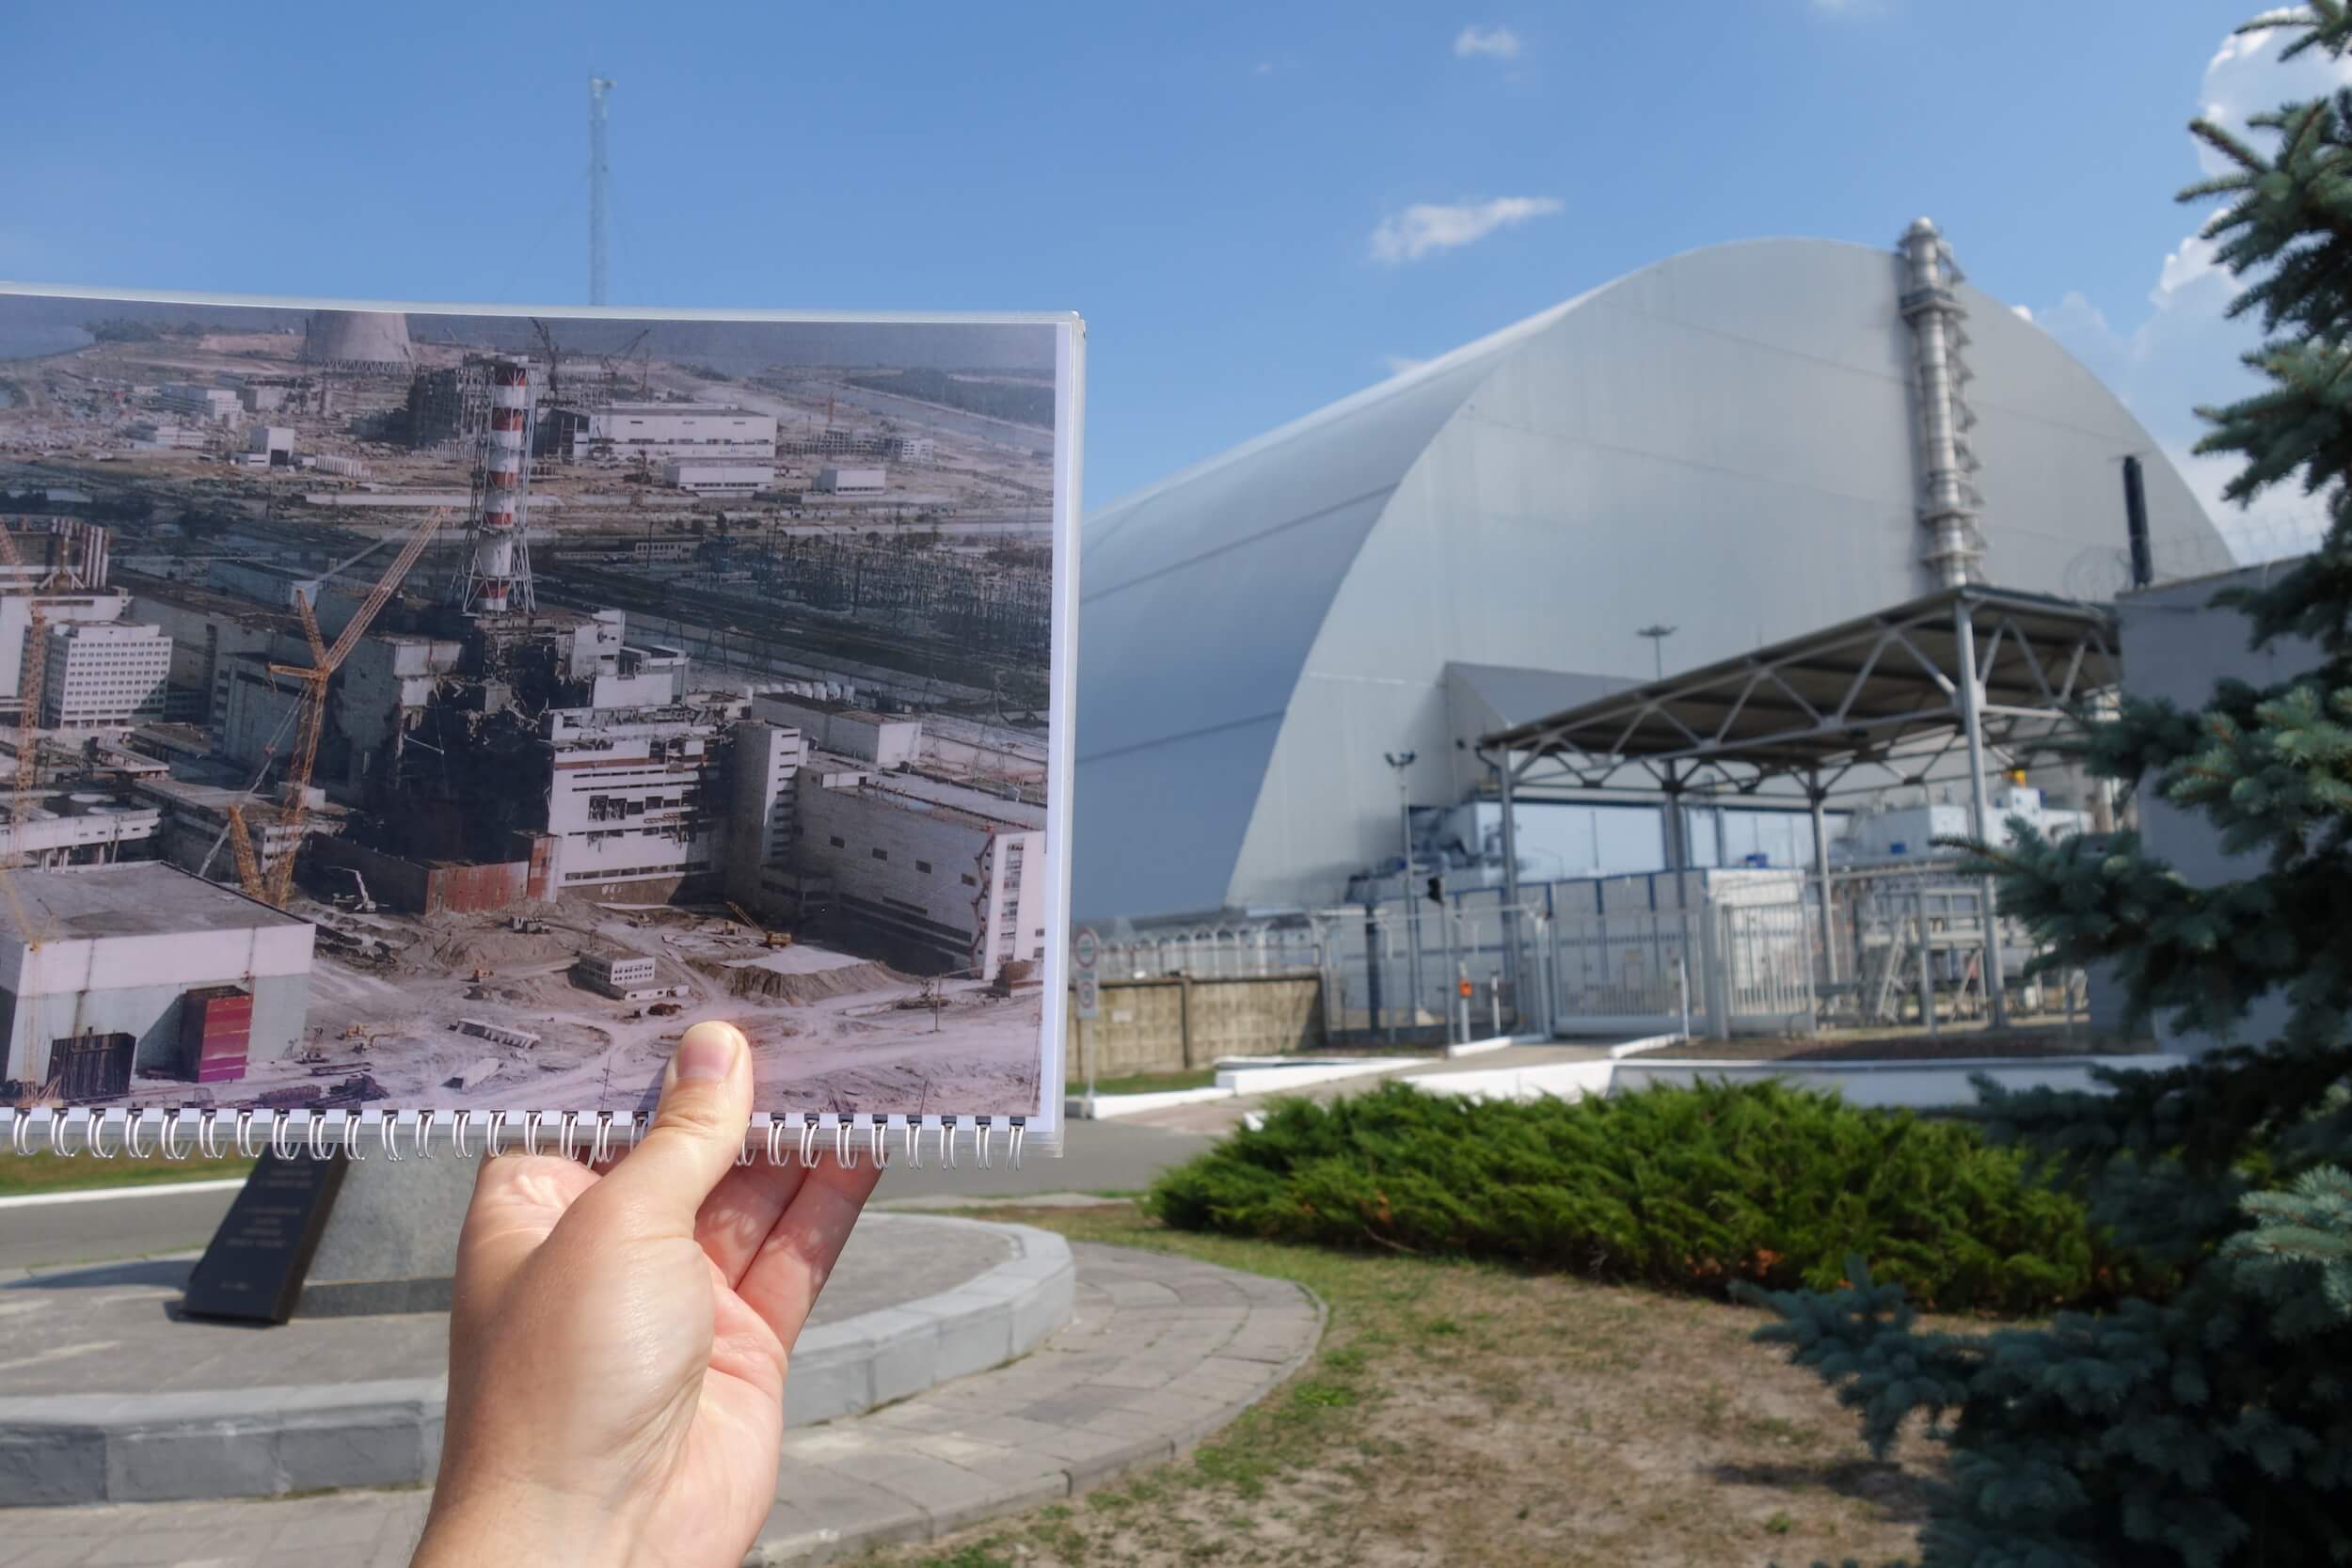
xmin=129 ymin=421 xmax=209 ymax=451
xmin=541 ymin=701 xmax=731 ymax=895
xmin=156 ymin=384 xmax=240 ymax=423
xmin=664 ymin=460 xmax=773 ymax=496
xmin=0 ymin=790 xmax=160 ymax=868
xmin=749 ymin=693 xmax=919 ymax=768
xmin=124 ymin=578 xmax=295 ymax=726
xmin=0 ymin=863 xmax=315 ymax=1099
xmin=38 ymin=621 xmax=170 ymax=728
xmin=563 ymin=403 xmax=777 ymax=463
xmin=1074 ymin=226 xmax=2233 ymax=924
xmin=794 ymin=772 xmax=1045 ymax=978
xmin=246 ymin=425 xmax=295 ymax=466
xmin=814 ymin=466 xmax=886 ymax=497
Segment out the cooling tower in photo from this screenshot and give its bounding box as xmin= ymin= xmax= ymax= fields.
xmin=299 ymin=309 xmax=415 ymax=374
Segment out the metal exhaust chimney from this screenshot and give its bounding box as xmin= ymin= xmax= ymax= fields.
xmin=2122 ymin=453 xmax=2153 ymax=589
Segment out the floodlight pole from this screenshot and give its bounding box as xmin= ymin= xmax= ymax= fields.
xmin=1951 ymin=595 xmax=2010 ymax=1028
xmin=1807 ymin=775 xmax=1836 ymax=992
xmin=1495 ymin=753 xmax=1523 ymax=1036
xmin=1384 ymin=751 xmax=1423 ymax=1037
xmin=1637 ymin=623 xmax=1676 ymax=682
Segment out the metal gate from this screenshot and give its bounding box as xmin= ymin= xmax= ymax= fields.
xmin=50 ymin=1031 xmax=135 ymax=1101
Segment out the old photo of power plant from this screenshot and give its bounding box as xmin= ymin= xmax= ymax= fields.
xmin=0 ymin=288 xmax=1073 ymax=1126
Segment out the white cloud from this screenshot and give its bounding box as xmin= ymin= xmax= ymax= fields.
xmin=2010 ymin=24 xmax=2352 ymax=566
xmin=1380 ymin=354 xmax=1431 ymax=376
xmin=2010 ymin=304 xmax=2033 ymax=322
xmin=1454 ymin=24 xmax=1520 ymax=59
xmin=2040 ymin=289 xmax=2111 ymax=341
xmin=2195 ymin=23 xmax=2352 ymax=176
xmin=1369 ymin=196 xmax=1562 ymax=264
xmin=2150 ymin=230 xmax=2228 ymax=317
xmin=1254 ymin=59 xmax=1275 ymax=75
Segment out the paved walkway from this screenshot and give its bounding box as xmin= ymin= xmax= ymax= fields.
xmin=0 ymin=1218 xmax=1009 ymax=1400
xmin=1 ymin=1242 xmax=1322 ymax=1568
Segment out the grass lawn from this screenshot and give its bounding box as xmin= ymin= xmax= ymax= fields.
xmin=864 ymin=1203 xmax=1944 ymax=1568
xmin=0 ymin=1148 xmax=255 ymax=1197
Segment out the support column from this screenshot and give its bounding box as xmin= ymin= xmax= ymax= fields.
xmin=1808 ymin=781 xmax=1836 ymax=992
xmin=1496 ymin=757 xmax=1522 ymax=1033
xmin=1952 ymin=595 xmax=2010 ymax=1027
xmin=1661 ymin=779 xmax=1689 ymax=872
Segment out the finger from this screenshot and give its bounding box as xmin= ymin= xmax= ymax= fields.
xmin=694 ymin=1156 xmax=809 ymax=1287
xmin=580 ymin=1021 xmax=752 ymax=1239
xmin=734 ymin=1154 xmax=883 ymax=1346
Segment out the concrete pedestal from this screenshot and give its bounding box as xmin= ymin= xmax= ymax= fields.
xmin=294 ymin=1151 xmax=479 ymax=1317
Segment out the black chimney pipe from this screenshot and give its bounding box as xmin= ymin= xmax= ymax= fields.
xmin=2122 ymin=454 xmax=2153 ymax=589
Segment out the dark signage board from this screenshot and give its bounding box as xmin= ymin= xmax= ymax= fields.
xmin=181 ymin=1152 xmax=349 ymax=1324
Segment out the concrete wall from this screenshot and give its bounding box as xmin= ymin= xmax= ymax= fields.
xmin=307 ymin=839 xmax=532 ymax=916
xmin=1065 ymin=974 xmax=1325 ymax=1078
xmin=2114 ymin=563 xmax=2323 ymax=1052
xmin=800 ymin=783 xmax=995 ymax=974
xmin=125 ymin=594 xmax=284 ymax=726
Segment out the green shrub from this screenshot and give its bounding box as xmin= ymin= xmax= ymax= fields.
xmin=1148 ymin=1080 xmax=2115 ymax=1314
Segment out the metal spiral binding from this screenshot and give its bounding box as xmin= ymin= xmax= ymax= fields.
xmin=0 ymin=1108 xmax=1028 ymax=1168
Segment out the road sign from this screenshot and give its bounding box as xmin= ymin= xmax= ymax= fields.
xmin=1073 ymin=925 xmax=1100 ymax=974
xmin=1075 ymin=972 xmax=1101 ymax=1021
xmin=1457 ymin=977 xmax=1474 ymax=999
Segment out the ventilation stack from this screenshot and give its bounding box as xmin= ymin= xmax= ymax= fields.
xmin=454 ymin=356 xmax=536 ymax=615
xmin=1898 ymin=218 xmax=1985 ymax=588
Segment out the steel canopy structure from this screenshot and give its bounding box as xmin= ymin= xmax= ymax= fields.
xmin=1479 ymin=585 xmax=2122 ymax=1025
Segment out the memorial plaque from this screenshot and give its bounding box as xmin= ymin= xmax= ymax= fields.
xmin=181 ymin=1151 xmax=349 ymax=1324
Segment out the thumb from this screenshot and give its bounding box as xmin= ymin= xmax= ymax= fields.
xmin=593 ymin=1020 xmax=753 ymax=1233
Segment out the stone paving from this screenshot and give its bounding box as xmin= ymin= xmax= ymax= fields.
xmin=0 ymin=1242 xmax=1322 ymax=1567
xmin=0 ymin=1217 xmax=1011 ymax=1399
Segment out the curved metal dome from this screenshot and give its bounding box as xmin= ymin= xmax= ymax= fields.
xmin=1073 ymin=236 xmax=2229 ymax=924
xmin=299 ymin=309 xmax=414 ymax=372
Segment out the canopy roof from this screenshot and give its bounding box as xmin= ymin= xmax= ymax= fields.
xmin=1481 ymin=586 xmax=2118 ymax=799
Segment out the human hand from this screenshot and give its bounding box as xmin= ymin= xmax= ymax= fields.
xmin=411 ymin=1021 xmax=882 ymax=1568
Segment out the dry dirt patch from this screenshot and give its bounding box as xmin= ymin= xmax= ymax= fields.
xmin=863 ymin=1205 xmax=1957 ymax=1568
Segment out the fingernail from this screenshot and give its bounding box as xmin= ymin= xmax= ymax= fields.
xmin=674 ymin=1022 xmax=743 ymax=1083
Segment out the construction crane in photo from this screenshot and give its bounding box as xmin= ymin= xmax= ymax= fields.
xmin=246 ymin=508 xmax=449 ymax=908
xmin=223 ymin=801 xmax=269 ymax=904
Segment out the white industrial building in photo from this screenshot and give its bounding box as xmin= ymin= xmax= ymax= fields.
xmin=813 ymin=466 xmax=886 ymax=497
xmin=541 ymin=704 xmax=730 ymax=895
xmin=156 ymin=383 xmax=240 ymax=423
xmin=0 ymin=590 xmax=135 ymax=716
xmin=39 ymin=620 xmax=171 ymax=728
xmin=795 ymin=775 xmax=1045 ymax=980
xmin=567 ymin=404 xmax=777 ymax=463
xmin=0 ymin=863 xmax=315 ymax=1098
xmin=664 ymin=460 xmax=774 ymax=496
xmin=1074 ymin=228 xmax=2233 ymax=924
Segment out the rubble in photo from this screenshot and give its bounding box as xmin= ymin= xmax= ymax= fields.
xmin=0 ymin=294 xmax=1059 ymax=1119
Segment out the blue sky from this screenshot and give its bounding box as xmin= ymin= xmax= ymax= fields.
xmin=0 ymin=1 xmax=2328 ymax=552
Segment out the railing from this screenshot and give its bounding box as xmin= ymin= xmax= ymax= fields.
xmin=1094 ymin=870 xmax=2095 ymax=1044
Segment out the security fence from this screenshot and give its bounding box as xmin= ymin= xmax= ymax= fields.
xmin=1097 ymin=866 xmax=2091 ymax=1045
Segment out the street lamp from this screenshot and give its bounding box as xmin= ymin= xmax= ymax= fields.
xmin=1382 ymin=750 xmax=1423 ymax=1038
xmin=1637 ymin=624 xmax=1677 ymax=682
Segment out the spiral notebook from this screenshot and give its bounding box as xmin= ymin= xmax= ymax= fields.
xmin=0 ymin=284 xmax=1079 ymax=1166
